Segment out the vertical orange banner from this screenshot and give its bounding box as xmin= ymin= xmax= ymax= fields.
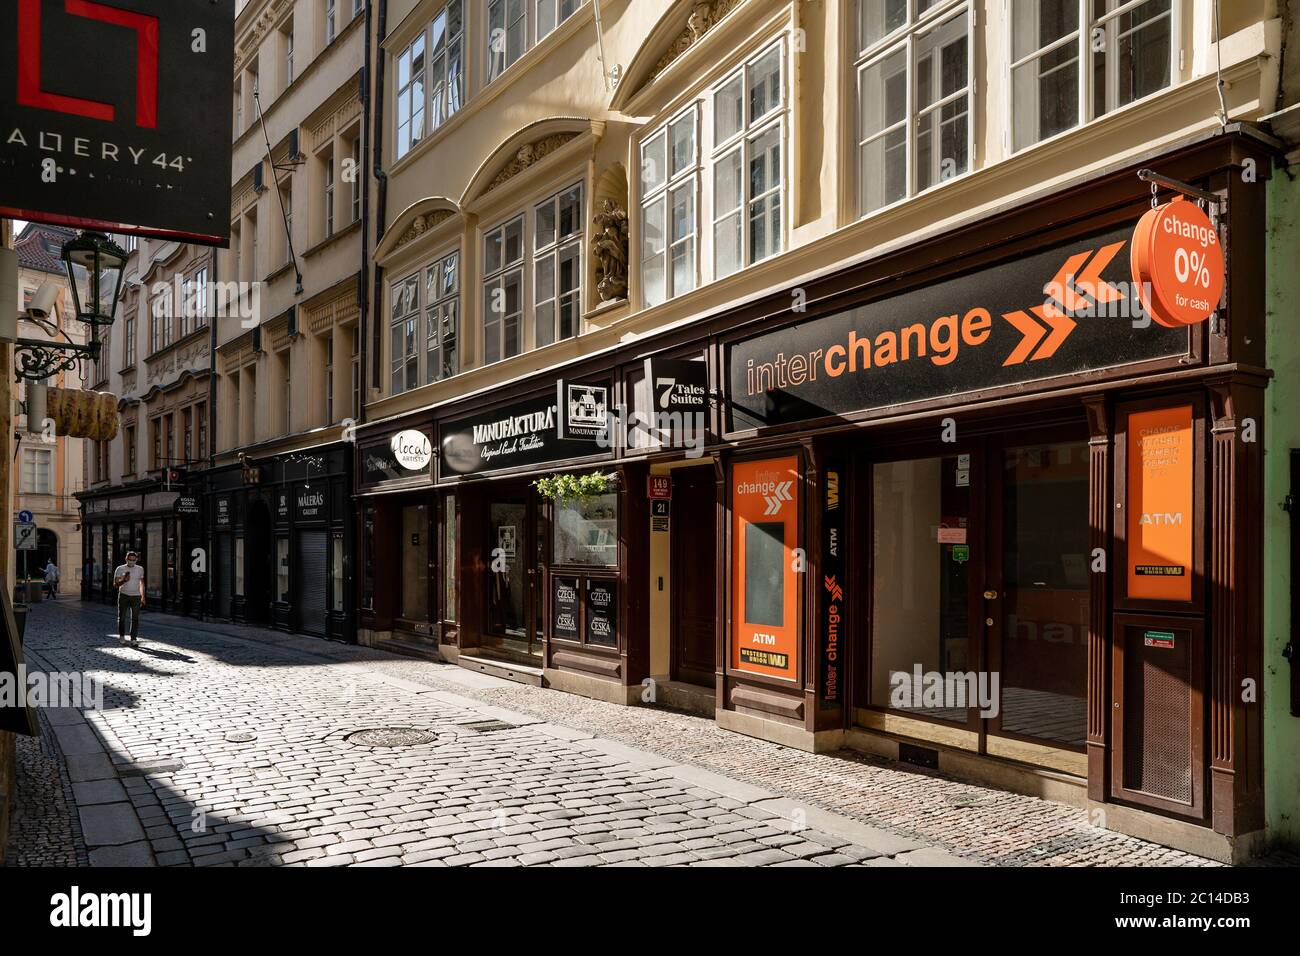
xmin=1127 ymin=405 xmax=1194 ymax=601
xmin=731 ymin=457 xmax=800 ymax=680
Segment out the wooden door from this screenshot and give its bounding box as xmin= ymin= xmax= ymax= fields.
xmin=672 ymin=466 xmax=717 ymax=687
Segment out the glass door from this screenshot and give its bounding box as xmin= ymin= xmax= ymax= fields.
xmin=400 ymin=503 xmax=430 ymax=624
xmin=987 ymin=439 xmax=1090 ymax=755
xmin=486 ymin=496 xmax=539 ymax=662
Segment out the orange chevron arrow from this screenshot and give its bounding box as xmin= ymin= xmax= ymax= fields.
xmin=1074 ymin=241 xmax=1125 ymax=305
xmin=1033 ymin=303 xmax=1076 ymax=360
xmin=1044 ymin=251 xmax=1092 ymax=314
xmin=1002 ymin=309 xmax=1046 ymax=366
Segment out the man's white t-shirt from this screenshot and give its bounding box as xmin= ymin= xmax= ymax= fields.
xmin=115 ymin=564 xmax=145 ymax=596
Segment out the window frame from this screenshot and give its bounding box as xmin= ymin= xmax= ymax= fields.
xmin=1007 ymin=0 xmax=1177 ymax=155
xmin=22 ymin=447 xmax=53 ymax=495
xmin=389 ymin=247 xmax=462 ymax=395
xmin=853 ymin=0 xmax=974 ymax=219
xmin=486 ymin=0 xmax=585 ymax=84
xmin=639 ymin=104 xmax=701 ymax=308
xmin=394 ymin=0 xmax=465 ymax=161
xmin=481 ymin=180 xmax=585 ymax=367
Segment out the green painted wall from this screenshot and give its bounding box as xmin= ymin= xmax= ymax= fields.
xmin=1265 ymin=165 xmax=1300 ymax=850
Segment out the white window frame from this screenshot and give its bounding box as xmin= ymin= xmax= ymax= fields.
xmin=486 ymin=0 xmax=585 ymax=83
xmin=326 ymin=0 xmax=337 ymax=44
xmin=350 ymin=136 xmax=362 ymax=223
xmin=324 ymin=148 xmax=336 ymax=238
xmin=425 ymin=250 xmax=460 ymax=383
xmin=284 ymin=21 xmax=295 ymax=87
xmin=394 ymin=1 xmax=464 ymax=161
xmin=854 ymin=0 xmax=973 ymax=219
xmin=1007 ymin=0 xmax=1176 ymax=155
xmin=710 ymin=39 xmax=788 ymax=281
xmin=531 ymin=183 xmax=584 ymax=349
xmin=481 ymin=215 xmax=525 ymax=365
xmin=639 ymin=105 xmax=700 ymax=308
xmin=390 ymin=271 xmax=421 ymax=394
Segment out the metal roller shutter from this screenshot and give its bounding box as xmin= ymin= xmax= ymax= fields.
xmin=297 ymin=531 xmax=328 ymax=636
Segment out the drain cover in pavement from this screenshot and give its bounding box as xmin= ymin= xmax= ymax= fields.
xmin=224 ymin=731 xmax=257 ymax=743
xmin=345 ymin=727 xmax=441 ymax=748
xmin=461 ymin=720 xmax=516 ymax=733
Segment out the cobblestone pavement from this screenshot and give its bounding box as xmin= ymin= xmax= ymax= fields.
xmin=2 ymin=600 xmax=1276 ymax=868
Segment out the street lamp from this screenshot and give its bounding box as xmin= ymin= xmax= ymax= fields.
xmin=13 ymin=230 xmax=128 ymax=382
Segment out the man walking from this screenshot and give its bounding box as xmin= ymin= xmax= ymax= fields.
xmin=43 ymin=559 xmax=60 ymax=598
xmin=113 ymin=551 xmax=146 ymax=644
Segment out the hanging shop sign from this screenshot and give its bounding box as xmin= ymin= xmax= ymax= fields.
xmin=0 ymin=0 xmax=236 ymax=244
xmin=214 ymin=496 xmax=232 ymax=528
xmin=1126 ymin=404 xmax=1194 ymax=602
xmin=440 ymin=391 xmax=608 ymax=478
xmin=1130 ymin=197 xmax=1225 ymax=328
xmin=731 ymin=456 xmax=800 ymax=681
xmin=727 ymin=224 xmax=1188 ymax=431
xmin=585 ymin=580 xmax=618 ymax=648
xmin=556 ymin=380 xmax=610 ymax=441
xmin=276 ymin=490 xmax=290 ymax=521
xmin=390 ymin=429 xmax=433 ymax=471
xmin=645 ymin=357 xmax=709 ymax=415
xmin=553 ymin=576 xmax=580 ymax=642
xmin=820 ymin=465 xmax=844 ymax=708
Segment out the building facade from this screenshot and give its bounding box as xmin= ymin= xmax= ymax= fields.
xmin=10 ymin=224 xmax=86 ymax=591
xmin=351 ymin=0 xmax=1298 ymax=860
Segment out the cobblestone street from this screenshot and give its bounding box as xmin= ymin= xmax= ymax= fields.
xmin=2 ymin=600 xmax=1242 ymax=867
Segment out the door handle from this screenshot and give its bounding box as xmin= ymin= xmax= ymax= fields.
xmin=983 ymin=590 xmax=998 ymax=600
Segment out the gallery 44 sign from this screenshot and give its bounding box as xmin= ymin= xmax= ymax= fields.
xmin=0 ymin=0 xmax=236 ymax=244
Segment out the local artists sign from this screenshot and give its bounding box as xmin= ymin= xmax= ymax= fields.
xmin=727 ymin=224 xmax=1188 ymax=430
xmin=0 ymin=0 xmax=236 ymax=243
xmin=440 ymin=390 xmax=609 ymax=478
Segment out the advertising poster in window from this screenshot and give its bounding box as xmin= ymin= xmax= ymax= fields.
xmin=586 ymin=581 xmax=617 ymax=647
xmin=820 ymin=465 xmax=843 ymax=708
xmin=1127 ymin=405 xmax=1194 ymax=602
xmin=553 ymin=576 xmax=580 ymax=642
xmin=731 ymin=457 xmax=799 ymax=681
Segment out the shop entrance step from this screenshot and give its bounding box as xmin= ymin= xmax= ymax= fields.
xmin=458 ymin=654 xmax=544 ymax=687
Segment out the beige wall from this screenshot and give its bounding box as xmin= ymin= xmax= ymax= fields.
xmin=368 ymin=0 xmax=1285 ymax=428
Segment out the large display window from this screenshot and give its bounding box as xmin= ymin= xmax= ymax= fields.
xmin=552 ymin=493 xmax=618 ymax=567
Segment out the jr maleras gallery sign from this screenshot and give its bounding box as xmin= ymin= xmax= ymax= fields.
xmin=0 ymin=0 xmax=235 ymax=244
xmin=727 ymin=223 xmax=1190 ymax=430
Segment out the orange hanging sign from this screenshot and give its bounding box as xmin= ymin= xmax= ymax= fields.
xmin=1127 ymin=405 xmax=1194 ymax=602
xmin=1130 ymin=196 xmax=1225 ymax=328
xmin=731 ymin=457 xmax=800 ymax=681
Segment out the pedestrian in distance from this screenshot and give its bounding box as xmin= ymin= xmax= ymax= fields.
xmin=113 ymin=551 xmax=146 ymax=644
xmin=43 ymin=559 xmax=60 ymax=598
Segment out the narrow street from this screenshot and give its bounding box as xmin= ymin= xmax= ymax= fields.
xmin=5 ymin=599 xmax=1228 ymax=868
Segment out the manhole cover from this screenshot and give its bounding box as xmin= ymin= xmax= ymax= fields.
xmin=462 ymin=720 xmax=516 ymax=733
xmin=224 ymin=731 xmax=257 ymax=743
xmin=345 ymin=727 xmax=441 ymax=748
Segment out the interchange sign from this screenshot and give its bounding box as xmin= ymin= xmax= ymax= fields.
xmin=0 ymin=0 xmax=236 ymax=244
xmin=727 ymin=223 xmax=1191 ymax=431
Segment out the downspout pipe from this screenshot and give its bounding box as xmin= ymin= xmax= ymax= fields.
xmin=371 ymin=0 xmax=389 ymax=398
xmin=359 ymin=0 xmax=374 ymax=427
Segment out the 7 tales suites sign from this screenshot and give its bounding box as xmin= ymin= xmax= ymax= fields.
xmin=0 ymin=0 xmax=235 ymax=243
xmin=727 ymin=224 xmax=1188 ymax=430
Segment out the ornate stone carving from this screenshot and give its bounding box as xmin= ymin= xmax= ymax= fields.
xmin=592 ymin=199 xmax=629 ymax=303
xmin=394 ymin=209 xmax=455 ymax=249
xmin=652 ymin=0 xmax=744 ymax=77
xmin=485 ymin=133 xmax=580 ymax=193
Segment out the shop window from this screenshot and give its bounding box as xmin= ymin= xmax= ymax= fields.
xmin=482 ymin=184 xmax=582 ymax=365
xmin=235 ymin=536 xmax=246 ymax=597
xmin=640 ymin=106 xmax=699 ymax=307
xmin=147 ymin=522 xmax=163 ymax=600
xmin=855 ymin=0 xmax=970 ymax=216
xmin=487 ymin=0 xmax=584 ymax=83
xmin=552 ymin=494 xmax=618 ymax=568
xmin=443 ymin=493 xmax=458 ymax=622
xmin=361 ymin=504 xmax=376 ymax=611
xmin=1010 ymin=0 xmax=1172 ymax=153
xmin=276 ymin=537 xmax=290 ymax=603
xmin=712 ymin=41 xmax=785 ymax=278
xmin=395 ymin=1 xmax=464 ymax=160
xmin=870 ymin=455 xmax=971 ymax=718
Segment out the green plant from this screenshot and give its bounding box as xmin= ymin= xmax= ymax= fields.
xmin=533 ymin=471 xmax=615 ymax=502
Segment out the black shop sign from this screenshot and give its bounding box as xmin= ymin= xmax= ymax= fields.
xmin=214 ymin=496 xmax=231 ymax=528
xmin=727 ymin=224 xmax=1188 ymax=431
xmin=361 ymin=443 xmax=429 ymax=485
xmin=295 ymin=488 xmax=326 ymax=522
xmin=0 ymin=0 xmax=235 ymax=243
xmin=440 ymin=390 xmax=609 ymax=479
